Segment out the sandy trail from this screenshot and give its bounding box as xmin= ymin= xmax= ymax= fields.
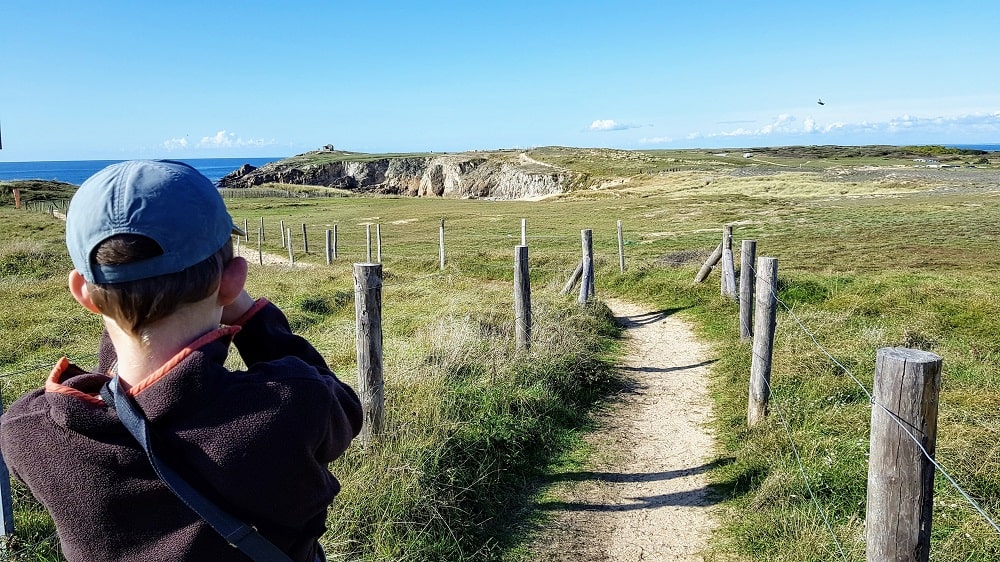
xmin=233 ymin=238 xmax=316 ymax=268
xmin=531 ymin=299 xmax=718 ymax=561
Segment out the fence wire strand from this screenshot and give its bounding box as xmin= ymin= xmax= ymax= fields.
xmin=745 ymin=260 xmax=1000 ymax=535
xmin=739 ymin=306 xmax=850 ymax=561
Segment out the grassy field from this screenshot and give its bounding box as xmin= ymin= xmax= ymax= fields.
xmin=1 ymin=148 xmax=998 ymax=560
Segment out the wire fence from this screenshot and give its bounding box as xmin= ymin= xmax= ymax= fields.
xmin=0 ymin=215 xmax=608 ymax=381
xmin=737 ymin=257 xmax=1000 ymax=554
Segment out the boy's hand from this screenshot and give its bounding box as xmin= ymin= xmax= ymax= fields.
xmin=221 ymin=290 xmax=256 ymax=325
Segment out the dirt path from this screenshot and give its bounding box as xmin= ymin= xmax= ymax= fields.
xmin=233 ymin=238 xmax=316 ymax=268
xmin=531 ymin=299 xmax=718 ymax=561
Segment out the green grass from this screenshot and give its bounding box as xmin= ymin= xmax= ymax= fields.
xmin=600 ymin=186 xmax=1000 ymax=560
xmin=0 ymin=181 xmax=76 ymax=208
xmin=2 ymin=156 xmax=999 ymax=560
xmin=0 ymin=199 xmax=626 ymax=561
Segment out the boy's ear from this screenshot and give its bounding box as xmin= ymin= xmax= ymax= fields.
xmin=68 ymin=270 xmax=102 ymax=314
xmin=218 ymin=257 xmax=248 ymax=305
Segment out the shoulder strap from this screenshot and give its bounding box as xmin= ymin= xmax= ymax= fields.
xmin=101 ymin=377 xmax=293 ymax=562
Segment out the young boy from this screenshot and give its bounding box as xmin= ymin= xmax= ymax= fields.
xmin=0 ymin=160 xmax=362 ymax=561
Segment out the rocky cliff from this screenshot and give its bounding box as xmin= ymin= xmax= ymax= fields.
xmin=218 ymin=149 xmax=583 ymax=199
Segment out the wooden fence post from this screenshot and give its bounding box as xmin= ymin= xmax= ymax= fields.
xmin=354 ymin=263 xmax=385 ymax=444
xmin=739 ymin=239 xmax=757 ymax=341
xmin=325 ymin=229 xmax=332 ymax=265
xmin=260 ymin=216 xmax=265 ymax=242
xmin=280 ymin=220 xmax=286 ymax=248
xmin=12 ymin=188 xmax=20 ymax=210
xmin=286 ymin=228 xmax=294 ymax=264
xmin=694 ymin=243 xmax=724 ymax=283
xmin=366 ymin=224 xmax=372 ymax=263
xmin=333 ymin=224 xmax=338 ymax=260
xmin=617 ymin=219 xmax=625 ymax=273
xmin=579 ymin=229 xmax=594 ymax=305
xmin=866 ymin=347 xmax=942 ymax=562
xmin=521 ymin=218 xmax=527 ymax=246
xmin=244 ymin=219 xmax=249 ymax=241
xmin=439 ymin=219 xmax=446 ymax=270
xmin=0 ymin=392 xmax=15 ymax=536
xmin=302 ymin=223 xmax=309 ymax=254
xmin=257 ymin=227 xmax=263 ymax=266
xmin=747 ymin=256 xmax=777 ymax=426
xmin=561 ymin=260 xmax=584 ymax=295
xmin=514 ymin=245 xmax=531 ymax=350
xmin=377 ymin=224 xmax=382 ymax=263
xmin=721 ymin=225 xmax=737 ymax=299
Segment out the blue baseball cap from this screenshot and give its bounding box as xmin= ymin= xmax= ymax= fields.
xmin=67 ymin=160 xmax=244 ymax=284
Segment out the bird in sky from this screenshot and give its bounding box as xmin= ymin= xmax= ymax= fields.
xmin=817 ymin=99 xmax=825 ymax=106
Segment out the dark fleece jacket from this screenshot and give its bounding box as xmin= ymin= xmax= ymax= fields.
xmin=0 ymin=299 xmax=363 ymax=561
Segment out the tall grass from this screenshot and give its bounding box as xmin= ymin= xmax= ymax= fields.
xmin=0 ymin=202 xmax=624 ymax=561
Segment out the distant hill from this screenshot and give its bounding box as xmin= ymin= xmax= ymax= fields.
xmin=215 ymin=144 xmax=996 ymax=199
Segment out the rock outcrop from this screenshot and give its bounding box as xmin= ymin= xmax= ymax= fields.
xmin=218 ymin=150 xmax=582 ymax=200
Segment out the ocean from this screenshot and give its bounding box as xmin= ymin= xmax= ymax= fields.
xmin=0 ymin=157 xmax=285 ymax=186
xmin=945 ymin=144 xmax=1000 ymax=152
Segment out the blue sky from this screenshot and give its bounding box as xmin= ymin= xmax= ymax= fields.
xmin=3 ymin=1 xmax=998 ymax=161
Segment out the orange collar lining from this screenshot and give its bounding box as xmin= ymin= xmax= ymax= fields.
xmin=45 ymin=325 xmax=241 ymax=402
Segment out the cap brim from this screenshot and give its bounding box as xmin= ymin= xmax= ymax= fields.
xmin=232 ymin=223 xmax=246 ymax=237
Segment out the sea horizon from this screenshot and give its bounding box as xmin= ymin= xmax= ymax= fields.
xmin=2 ymin=143 xmax=998 ymax=186
xmin=0 ymin=157 xmax=287 ymax=185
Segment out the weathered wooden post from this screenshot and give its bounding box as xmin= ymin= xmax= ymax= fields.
xmin=260 ymin=216 xmax=265 ymax=242
xmin=617 ymin=219 xmax=625 ymax=273
xmin=257 ymin=227 xmax=263 ymax=266
xmin=365 ymin=224 xmax=372 ymax=263
xmin=0 ymin=391 xmax=14 ymax=536
xmin=521 ymin=218 xmax=527 ymax=246
xmin=286 ymin=228 xmax=294 ymax=265
xmin=12 ymin=188 xmax=21 ymax=210
xmin=439 ymin=219 xmax=446 ymax=270
xmin=302 ymin=223 xmax=309 ymax=254
xmin=866 ymin=347 xmax=942 ymax=562
xmin=747 ymin=256 xmax=777 ymax=426
xmin=694 ymin=243 xmax=723 ymax=283
xmin=280 ymin=220 xmax=286 ymax=249
xmin=333 ymin=224 xmax=338 ymax=260
xmin=514 ymin=245 xmax=531 ymax=350
xmin=739 ymin=239 xmax=757 ymax=341
xmin=325 ymin=229 xmax=332 ymax=265
xmin=578 ymin=229 xmax=594 ymax=305
xmin=376 ymin=223 xmax=382 ymax=263
xmin=244 ymin=219 xmax=249 ymax=241
xmin=561 ymin=260 xmax=584 ymax=295
xmin=354 ymin=262 xmax=385 ymax=444
xmin=721 ymin=225 xmax=737 ymax=299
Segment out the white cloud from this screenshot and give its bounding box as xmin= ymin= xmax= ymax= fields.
xmin=200 ymin=130 xmax=236 ymax=147
xmin=696 ymin=111 xmax=1000 ymax=143
xmin=161 ymin=130 xmax=276 ymax=151
xmin=638 ymin=136 xmax=673 ymax=144
xmin=162 ymin=137 xmax=189 ymax=150
xmin=588 ymin=119 xmax=638 ymax=132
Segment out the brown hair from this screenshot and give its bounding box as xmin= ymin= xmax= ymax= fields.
xmin=86 ymin=234 xmax=233 ymax=334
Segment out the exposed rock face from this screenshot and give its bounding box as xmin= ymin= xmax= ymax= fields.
xmin=218 ymin=151 xmax=581 ymax=200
